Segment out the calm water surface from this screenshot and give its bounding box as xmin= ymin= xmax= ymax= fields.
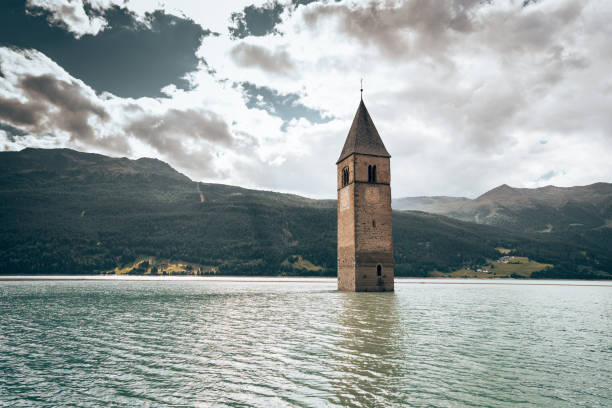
xmin=1 ymin=278 xmax=610 ymax=407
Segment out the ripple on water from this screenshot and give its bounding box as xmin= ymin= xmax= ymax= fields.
xmin=0 ymin=280 xmax=611 ymax=407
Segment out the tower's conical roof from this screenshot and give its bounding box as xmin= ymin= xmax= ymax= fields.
xmin=337 ymin=99 xmax=390 ymax=164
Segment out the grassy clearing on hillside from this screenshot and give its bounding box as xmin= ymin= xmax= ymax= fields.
xmin=281 ymin=255 xmax=324 ymax=272
xmin=108 ymin=258 xmax=218 ymax=275
xmin=489 ymin=257 xmax=552 ymax=277
xmin=439 ymin=255 xmax=552 ymax=278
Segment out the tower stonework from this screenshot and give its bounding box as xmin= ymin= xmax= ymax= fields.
xmin=337 ymin=99 xmax=394 ymax=292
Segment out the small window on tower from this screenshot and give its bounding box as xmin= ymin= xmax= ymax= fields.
xmin=377 ymin=264 xmax=382 ymax=277
xmin=372 ymin=220 xmax=376 ymax=227
xmin=342 ymin=167 xmax=349 ymax=187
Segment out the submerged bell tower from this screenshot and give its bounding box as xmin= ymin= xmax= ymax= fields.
xmin=336 ymin=92 xmax=394 ymax=292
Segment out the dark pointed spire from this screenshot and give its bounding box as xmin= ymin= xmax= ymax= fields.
xmin=336 ymin=99 xmax=390 ymax=164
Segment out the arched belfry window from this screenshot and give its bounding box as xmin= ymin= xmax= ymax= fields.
xmin=368 ymin=165 xmax=377 ymax=183
xmin=377 ymin=264 xmax=382 ymax=277
xmin=342 ymin=167 xmax=349 ymax=187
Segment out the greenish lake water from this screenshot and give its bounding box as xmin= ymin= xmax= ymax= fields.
xmin=1 ymin=278 xmax=610 ymax=407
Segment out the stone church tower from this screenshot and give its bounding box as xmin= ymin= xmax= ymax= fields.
xmin=337 ymin=97 xmax=394 ymax=292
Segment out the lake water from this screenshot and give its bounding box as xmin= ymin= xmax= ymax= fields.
xmin=1 ymin=277 xmax=610 ymax=407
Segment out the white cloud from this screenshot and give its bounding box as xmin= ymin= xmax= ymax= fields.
xmin=0 ymin=46 xmax=339 ymax=195
xmin=26 ymin=0 xmax=108 ymax=38
xmin=3 ymin=0 xmax=612 ymax=199
xmin=196 ymin=0 xmax=612 ymax=198
xmin=120 ymin=0 xmax=271 ymax=33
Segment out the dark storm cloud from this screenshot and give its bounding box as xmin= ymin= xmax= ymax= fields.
xmin=0 ymin=73 xmax=110 ymax=144
xmin=302 ymin=0 xmax=585 ymax=59
xmin=126 ymin=108 xmax=233 ymax=148
xmin=125 ymin=108 xmax=234 ymax=175
xmin=241 ymin=82 xmax=331 ymax=129
xmin=0 ymin=66 xmax=237 ymax=174
xmin=302 ymin=0 xmax=482 ymax=58
xmin=230 ymin=43 xmax=295 ymax=75
xmin=21 ymin=75 xmax=108 ymax=119
xmin=0 ymin=0 xmax=212 ymax=98
xmin=482 ymin=2 xmax=585 ymax=55
xmin=0 ymin=97 xmax=45 ymax=127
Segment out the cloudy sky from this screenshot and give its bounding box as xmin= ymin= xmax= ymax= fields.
xmin=0 ymin=0 xmax=611 ymax=199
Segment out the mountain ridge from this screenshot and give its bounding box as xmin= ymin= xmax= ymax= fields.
xmin=1 ymin=148 xmax=610 ymax=279
xmin=393 ymin=182 xmax=612 ymax=233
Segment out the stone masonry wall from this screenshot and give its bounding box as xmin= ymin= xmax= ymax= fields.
xmin=337 ymin=156 xmax=356 ymax=291
xmin=337 ymin=153 xmax=394 ymax=292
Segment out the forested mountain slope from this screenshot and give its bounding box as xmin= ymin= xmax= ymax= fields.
xmin=1 ymin=148 xmax=610 ymax=279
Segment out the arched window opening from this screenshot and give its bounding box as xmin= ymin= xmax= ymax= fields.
xmin=372 ymin=220 xmax=376 ymax=228
xmin=367 ymin=165 xmax=372 ymax=183
xmin=372 ymin=165 xmax=377 ymax=183
xmin=377 ymin=264 xmax=382 ymax=277
xmin=342 ymin=167 xmax=349 ymax=187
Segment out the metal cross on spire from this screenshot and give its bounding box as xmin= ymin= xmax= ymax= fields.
xmin=360 ymin=78 xmax=363 ymax=100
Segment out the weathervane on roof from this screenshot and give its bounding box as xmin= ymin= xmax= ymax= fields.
xmin=360 ymin=78 xmax=363 ymax=100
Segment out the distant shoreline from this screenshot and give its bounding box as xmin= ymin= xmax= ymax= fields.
xmin=0 ymin=275 xmax=610 ymax=287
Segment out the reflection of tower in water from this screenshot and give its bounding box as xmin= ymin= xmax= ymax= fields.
xmin=328 ymin=292 xmax=406 ymax=407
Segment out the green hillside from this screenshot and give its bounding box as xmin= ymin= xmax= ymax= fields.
xmin=0 ymin=148 xmax=610 ymax=279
